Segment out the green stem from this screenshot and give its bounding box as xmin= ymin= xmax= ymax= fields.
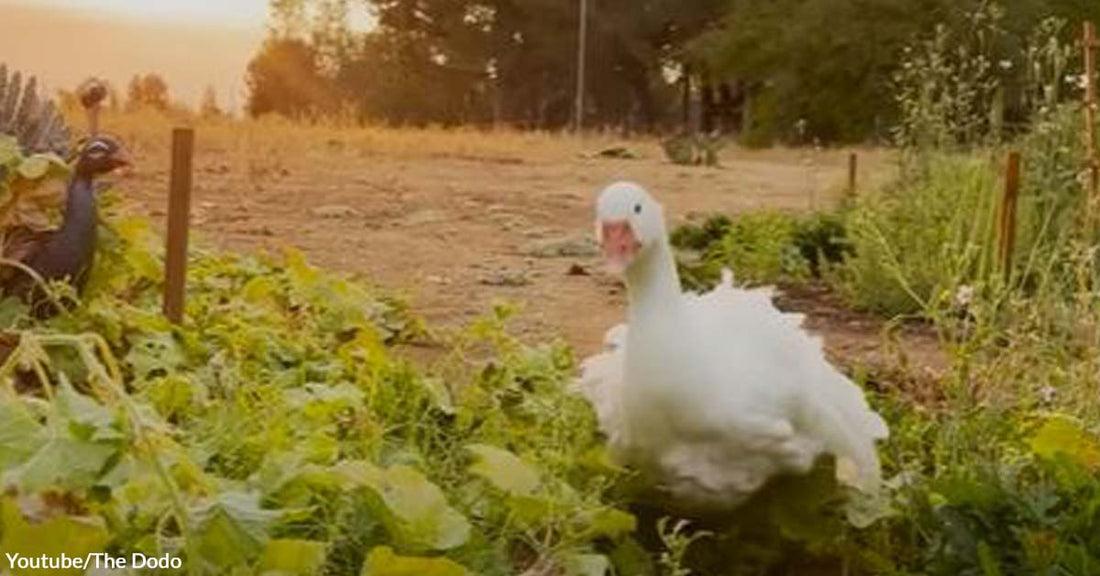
xmin=0 ymin=257 xmax=71 ymax=318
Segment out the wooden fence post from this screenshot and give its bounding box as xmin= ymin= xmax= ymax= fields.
xmin=847 ymin=152 xmax=858 ymax=199
xmin=1084 ymin=22 xmax=1099 ymax=228
xmin=164 ymin=128 xmax=194 ymax=324
xmin=999 ymin=151 xmax=1021 ymax=277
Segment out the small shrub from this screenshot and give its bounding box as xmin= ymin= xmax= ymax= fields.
xmin=661 ymin=134 xmax=725 ymax=166
xmin=0 ymin=207 xmax=632 ymax=576
xmin=673 ymin=212 xmax=810 ymax=290
xmin=792 ymin=212 xmax=852 ymax=277
xmin=669 ymin=214 xmax=733 ymax=252
xmin=672 ymin=211 xmax=848 ymax=291
xmin=839 ymin=153 xmax=1000 ymax=315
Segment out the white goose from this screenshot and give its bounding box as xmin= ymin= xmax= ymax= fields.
xmin=577 ymin=182 xmax=888 ymax=510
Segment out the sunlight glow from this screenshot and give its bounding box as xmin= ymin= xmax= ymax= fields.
xmin=0 ymin=0 xmax=374 ymax=112
xmin=2 ymin=0 xmax=271 ymax=28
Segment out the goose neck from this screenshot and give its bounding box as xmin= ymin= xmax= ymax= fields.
xmin=625 ymin=240 xmax=681 ymax=319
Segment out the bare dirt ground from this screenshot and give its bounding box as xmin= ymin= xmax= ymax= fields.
xmin=109 ymin=117 xmax=942 ymax=377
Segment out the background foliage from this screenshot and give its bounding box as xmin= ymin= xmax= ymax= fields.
xmin=244 ymin=0 xmax=1100 ymax=143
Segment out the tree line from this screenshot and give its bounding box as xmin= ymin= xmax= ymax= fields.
xmin=57 ymin=74 xmax=226 ymax=119
xmin=247 ymin=0 xmax=1100 ymax=144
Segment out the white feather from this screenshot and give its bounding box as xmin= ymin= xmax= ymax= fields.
xmin=577 ymin=182 xmax=888 ymax=509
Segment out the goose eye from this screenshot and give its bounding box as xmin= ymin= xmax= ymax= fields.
xmin=633 ymin=203 xmax=642 ymax=214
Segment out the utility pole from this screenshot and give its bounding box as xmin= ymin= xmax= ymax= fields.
xmin=1084 ymin=21 xmax=1098 ymax=224
xmin=574 ymin=0 xmax=588 ymax=133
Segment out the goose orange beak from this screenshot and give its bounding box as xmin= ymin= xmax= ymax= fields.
xmin=600 ymin=220 xmax=639 ymax=274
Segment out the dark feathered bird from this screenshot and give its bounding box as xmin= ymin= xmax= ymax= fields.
xmin=3 ymin=136 xmax=131 ymax=309
xmin=0 ymin=65 xmax=70 ymax=156
xmin=79 ymin=80 xmax=108 ymax=109
xmin=1 ymin=70 xmax=129 ymax=314
xmin=77 ymin=77 xmax=108 ymax=136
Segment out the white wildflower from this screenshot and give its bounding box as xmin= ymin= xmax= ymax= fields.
xmin=1068 ymin=74 xmax=1089 ymax=90
xmin=954 ymin=284 xmax=974 ymax=308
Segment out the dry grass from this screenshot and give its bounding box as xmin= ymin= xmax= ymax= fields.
xmin=85 ymin=108 xmax=655 ymax=166
xmin=80 ymin=108 xmax=895 ymax=181
xmin=85 ymin=107 xmax=911 ymax=363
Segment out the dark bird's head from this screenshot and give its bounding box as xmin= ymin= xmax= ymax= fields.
xmin=78 ymin=78 xmax=109 ymax=110
xmin=73 ymin=135 xmax=131 ymax=178
xmin=78 ymin=78 xmax=109 ymax=136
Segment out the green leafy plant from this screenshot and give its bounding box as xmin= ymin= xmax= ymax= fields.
xmin=0 ymin=134 xmax=70 ymax=239
xmin=0 ymin=206 xmax=633 ymax=576
xmin=661 ymin=134 xmax=725 ymax=167
xmin=672 ymin=211 xmax=847 ymax=291
xmin=657 ymin=518 xmax=712 ymax=576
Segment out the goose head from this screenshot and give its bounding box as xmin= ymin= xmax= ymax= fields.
xmin=595 ymin=182 xmax=667 ymax=275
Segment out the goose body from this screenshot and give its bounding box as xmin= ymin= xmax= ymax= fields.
xmin=578 ymin=182 xmax=887 ymax=509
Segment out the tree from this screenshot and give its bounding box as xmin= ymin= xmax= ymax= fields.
xmin=689 ymin=0 xmax=1100 ymax=144
xmin=268 ymin=0 xmax=309 ymax=38
xmin=126 ymin=74 xmax=170 ymax=111
xmin=246 ymin=37 xmax=334 ymax=118
xmin=200 ymin=86 xmax=223 ymax=118
xmin=249 ymin=0 xmax=1100 ymax=140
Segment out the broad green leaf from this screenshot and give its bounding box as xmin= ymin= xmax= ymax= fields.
xmin=190 ymin=491 xmax=280 ymax=569
xmin=16 ymin=154 xmax=64 ymax=180
xmin=766 ymin=457 xmax=844 ymax=543
xmin=562 ymin=553 xmax=610 ymax=576
xmin=56 ymin=377 xmax=122 ymax=442
xmin=301 ymin=431 xmax=339 ymax=464
xmin=421 ymin=377 xmax=454 ymax=415
xmin=3 ymin=401 xmax=117 ymax=491
xmin=576 ymin=446 xmax=626 ymax=475
xmin=256 ymin=539 xmax=327 ymax=576
xmin=977 ymin=541 xmax=1004 ymax=576
xmin=101 ymin=454 xmax=176 ymax=525
xmin=112 ymin=216 xmax=164 ymax=282
xmin=333 ymin=460 xmax=382 ymax=485
xmin=844 ymin=486 xmax=894 ymax=529
xmin=0 ymin=297 xmax=28 ymax=326
xmin=337 ymin=462 xmax=470 ymax=551
xmin=142 ymin=374 xmax=197 ymax=420
xmin=360 ymin=546 xmax=467 ymax=576
xmin=467 ymin=444 xmax=541 ymax=496
xmin=1028 ymin=415 xmax=1100 ymax=472
xmin=608 ymin=537 xmax=657 ymax=576
xmin=286 ymin=382 xmax=365 ymax=418
xmin=256 ymin=451 xmax=343 ymax=504
xmin=0 ymin=396 xmax=44 ymax=470
xmin=932 ymin=471 xmax=999 ymax=510
xmin=0 ymin=497 xmax=109 ymax=576
xmin=125 ymin=332 xmax=188 ymax=381
xmin=242 ymin=276 xmax=279 ymax=305
xmin=573 ymin=507 xmax=637 ymax=540
xmin=506 ymin=493 xmax=554 ymax=526
xmin=0 ymin=135 xmax=19 ymax=165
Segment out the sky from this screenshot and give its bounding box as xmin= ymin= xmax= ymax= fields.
xmin=2 ymin=0 xmax=271 ymax=29
xmin=0 ymin=0 xmax=274 ymax=112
